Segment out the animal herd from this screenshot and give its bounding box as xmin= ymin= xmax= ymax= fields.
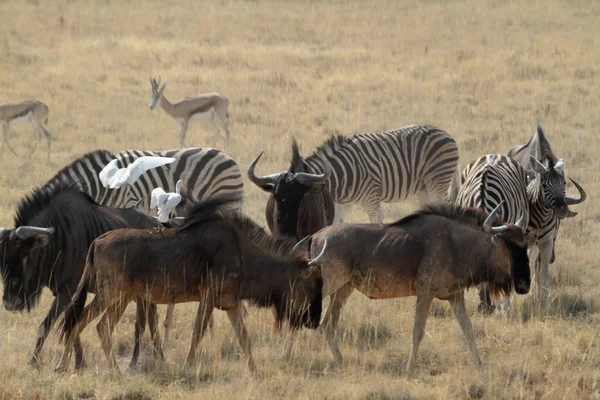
xmin=0 ymin=82 xmax=587 ymax=377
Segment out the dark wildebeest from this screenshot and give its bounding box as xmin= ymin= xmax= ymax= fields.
xmin=56 ymin=197 xmax=327 ymax=375
xmin=0 ymin=183 xmax=164 ymax=369
xmin=248 ymin=139 xmax=335 ymax=240
xmin=290 ymin=202 xmax=530 ymax=373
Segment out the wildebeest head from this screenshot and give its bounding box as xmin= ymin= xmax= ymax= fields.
xmin=248 ymin=140 xmax=332 ymax=239
xmin=529 ymin=156 xmax=586 ymax=220
xmin=0 ymin=226 xmax=54 ymax=311
xmin=482 ymin=203 xmax=530 ymax=296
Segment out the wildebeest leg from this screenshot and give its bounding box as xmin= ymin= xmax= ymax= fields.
xmin=96 ymin=298 xmax=131 ymax=375
xmin=30 ymin=287 xmax=72 ymax=368
xmin=162 ymin=304 xmax=175 ymax=351
xmin=322 ymin=282 xmax=353 ymax=366
xmin=477 ymin=283 xmax=495 ymax=315
xmin=130 ymin=299 xmax=146 ymax=370
xmin=55 ymin=294 xmax=113 ymax=373
xmin=406 ymin=291 xmax=433 ymax=374
xmin=73 ymin=336 xmax=85 ymax=370
xmin=227 ymin=304 xmax=257 ymax=375
xmin=185 ymin=299 xmax=214 ymax=367
xmin=449 ymin=292 xmax=482 ymax=368
xmin=147 ymin=302 xmax=165 ymax=363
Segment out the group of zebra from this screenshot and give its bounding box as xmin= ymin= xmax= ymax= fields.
xmin=43 ymin=122 xmax=583 ymax=317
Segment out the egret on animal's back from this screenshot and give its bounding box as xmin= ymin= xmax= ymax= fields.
xmin=99 ymin=156 xmax=176 ymax=189
xmin=152 ymin=180 xmax=184 ymax=222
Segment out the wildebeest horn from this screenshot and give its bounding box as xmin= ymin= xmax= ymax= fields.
xmin=307 ymin=239 xmax=327 ymax=266
xmin=482 ymin=201 xmax=505 ymax=233
xmin=293 ymin=235 xmax=311 ymax=252
xmin=169 ymin=217 xmax=187 ymax=227
xmin=247 ymin=152 xmax=283 ymax=186
xmin=565 ymin=178 xmax=586 ymax=206
xmin=13 ymin=226 xmax=55 ymax=240
xmin=515 ymin=207 xmax=528 ymax=230
xmin=295 ymin=161 xmax=332 ymax=186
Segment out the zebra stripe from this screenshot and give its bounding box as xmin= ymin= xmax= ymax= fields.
xmin=44 ymin=148 xmax=244 ymax=213
xmin=303 ymin=124 xmax=460 ymax=222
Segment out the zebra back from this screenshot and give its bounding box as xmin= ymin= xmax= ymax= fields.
xmin=304 ymin=124 xmax=459 ymax=204
xmin=44 ymin=148 xmax=244 ymax=213
xmin=456 ymin=154 xmax=529 ymax=226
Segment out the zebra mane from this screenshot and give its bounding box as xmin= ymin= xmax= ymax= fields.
xmin=386 ymin=203 xmax=502 ymax=230
xmin=14 ymin=181 xmax=98 ymax=227
xmin=43 ymin=149 xmax=115 ymax=189
xmin=310 ymin=135 xmax=348 ymax=158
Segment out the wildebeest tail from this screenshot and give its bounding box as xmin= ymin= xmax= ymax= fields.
xmin=59 ymin=242 xmax=94 ymax=343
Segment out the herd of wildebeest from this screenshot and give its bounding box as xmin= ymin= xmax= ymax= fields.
xmin=0 ymin=83 xmax=587 ymax=376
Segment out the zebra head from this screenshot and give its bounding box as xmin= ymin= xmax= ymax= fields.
xmin=529 ymin=156 xmax=585 ymax=219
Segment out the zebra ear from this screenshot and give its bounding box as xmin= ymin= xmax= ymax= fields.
xmin=529 ymin=155 xmax=547 ymax=176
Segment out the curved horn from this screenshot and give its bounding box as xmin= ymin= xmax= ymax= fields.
xmin=169 ymin=217 xmax=187 ymax=227
xmin=483 ymin=201 xmax=505 ymax=233
xmin=515 ymin=207 xmax=528 ymax=230
xmin=307 ymin=239 xmax=327 ymax=267
xmin=247 ymin=152 xmax=283 ymax=186
xmin=565 ymin=178 xmax=586 ymax=205
xmin=294 ymin=161 xmax=332 ymax=187
xmin=13 ymin=226 xmax=54 ymax=240
xmin=293 ymin=235 xmax=311 ymax=252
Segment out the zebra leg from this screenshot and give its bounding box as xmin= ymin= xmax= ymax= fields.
xmin=536 ymin=239 xmax=554 ymax=317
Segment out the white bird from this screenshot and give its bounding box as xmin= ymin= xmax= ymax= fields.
xmin=154 ymin=180 xmax=184 ymax=223
xmin=99 ymin=156 xmax=177 ymax=189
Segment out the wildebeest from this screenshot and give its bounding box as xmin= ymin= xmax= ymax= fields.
xmin=248 ymin=139 xmax=335 ymax=240
xmin=56 ymin=197 xmax=327 ymax=374
xmin=0 ymin=183 xmax=164 ymax=369
xmin=291 ymin=202 xmax=530 ymax=373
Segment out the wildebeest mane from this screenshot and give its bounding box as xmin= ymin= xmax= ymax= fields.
xmin=386 ymin=203 xmax=502 ymax=229
xmin=14 ymin=181 xmax=99 ymax=227
xmin=180 ymin=195 xmax=304 ymax=261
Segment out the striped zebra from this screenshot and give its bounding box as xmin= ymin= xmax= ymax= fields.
xmin=272 ymin=125 xmax=460 ymax=223
xmin=43 ymin=147 xmax=244 ymax=349
xmin=456 ymin=154 xmax=585 ymax=315
xmin=45 ymin=148 xmax=244 ymax=212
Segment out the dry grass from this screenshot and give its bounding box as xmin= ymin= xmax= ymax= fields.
xmin=1 ymin=0 xmax=599 ymax=398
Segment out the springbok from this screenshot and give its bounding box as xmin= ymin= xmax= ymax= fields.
xmin=56 ymin=196 xmax=326 ymax=375
xmin=290 ymin=202 xmax=531 ymax=374
xmin=148 ymin=77 xmax=230 ymax=147
xmin=0 ymin=100 xmax=52 ymax=160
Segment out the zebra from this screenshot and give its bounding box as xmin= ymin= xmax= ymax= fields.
xmin=43 ymin=147 xmax=245 ymax=350
xmin=456 ymin=153 xmax=585 ymax=315
xmin=44 ymin=148 xmax=244 ymax=213
xmin=252 ymin=124 xmax=460 ymax=224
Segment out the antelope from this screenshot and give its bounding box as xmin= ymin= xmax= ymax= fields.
xmin=0 ymin=100 xmax=52 ymax=160
xmin=148 ymin=77 xmax=231 ymax=147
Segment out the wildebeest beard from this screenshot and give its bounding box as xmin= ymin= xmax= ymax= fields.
xmin=1 ymin=251 xmax=44 ymax=313
xmin=507 ymin=241 xmax=531 ymax=295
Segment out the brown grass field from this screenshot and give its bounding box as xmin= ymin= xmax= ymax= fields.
xmin=0 ymin=0 xmax=599 ymax=398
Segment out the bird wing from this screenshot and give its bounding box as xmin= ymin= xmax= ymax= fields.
xmin=126 ymin=157 xmax=177 ymax=186
xmin=108 ymin=168 xmax=128 ymax=189
xmin=99 ymin=159 xmax=119 ymax=188
xmin=150 ymin=187 xmax=167 ymax=209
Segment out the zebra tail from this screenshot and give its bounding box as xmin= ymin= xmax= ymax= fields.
xmin=59 ymin=242 xmax=94 ymax=343
xmin=447 ymin=163 xmax=461 ymax=203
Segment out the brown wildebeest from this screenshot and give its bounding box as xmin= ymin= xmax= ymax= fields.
xmin=291 ymin=202 xmax=530 ymax=374
xmin=56 ymin=197 xmax=327 ymax=374
xmin=248 ymin=139 xmax=335 ymax=241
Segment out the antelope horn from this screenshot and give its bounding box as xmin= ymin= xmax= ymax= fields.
xmin=515 ymin=207 xmax=528 ymax=230
xmin=294 ymin=161 xmax=332 ymax=186
xmin=565 ymin=178 xmax=586 ymax=206
xmin=247 ymin=152 xmax=283 ymax=186
xmin=483 ymin=201 xmax=505 ymax=233
xmin=13 ymin=226 xmax=54 ymax=240
xmin=293 ymin=235 xmax=311 ymax=252
xmin=307 ymin=239 xmax=327 ymax=266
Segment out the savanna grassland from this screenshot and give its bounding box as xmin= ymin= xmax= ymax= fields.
xmin=1 ymin=0 xmax=599 ymax=398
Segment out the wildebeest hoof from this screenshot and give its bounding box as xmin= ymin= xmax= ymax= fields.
xmin=29 ymin=356 xmax=41 ymax=369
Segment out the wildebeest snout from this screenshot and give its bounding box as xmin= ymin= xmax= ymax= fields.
xmin=515 ymin=279 xmax=530 ymax=295
xmin=3 ymin=296 xmax=24 ymax=311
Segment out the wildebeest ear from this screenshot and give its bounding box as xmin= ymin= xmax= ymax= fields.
xmin=28 ymin=233 xmax=52 ymax=249
xmin=304 ymin=182 xmax=325 ymax=195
